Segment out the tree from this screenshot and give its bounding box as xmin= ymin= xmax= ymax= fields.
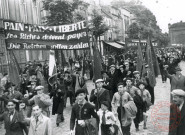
xmin=127 ymin=22 xmax=140 ymax=39
xmin=42 ymin=0 xmax=85 ymax=25
xmin=90 ymin=9 xmax=109 ymax=43
xmin=112 ymin=0 xmax=163 ymax=43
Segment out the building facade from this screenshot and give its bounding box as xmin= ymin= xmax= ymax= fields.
xmin=0 ymin=0 xmax=49 ymax=72
xmin=168 ymin=21 xmax=185 ymax=47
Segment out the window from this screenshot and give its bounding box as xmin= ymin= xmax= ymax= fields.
xmin=19 ymin=0 xmax=28 ymax=22
xmin=124 ymin=15 xmax=129 ymax=31
xmin=0 ymin=0 xmax=10 ymax=19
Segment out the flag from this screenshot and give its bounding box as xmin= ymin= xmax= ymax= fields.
xmin=136 ymin=41 xmax=145 ymax=74
xmin=93 ymin=42 xmax=103 ymax=80
xmin=145 ymin=37 xmax=156 ymax=87
xmin=150 ymin=40 xmax=161 ymax=77
xmin=48 ymin=50 xmax=57 ymax=86
xmin=8 ymin=51 xmax=20 ymax=84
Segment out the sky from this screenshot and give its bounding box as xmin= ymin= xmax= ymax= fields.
xmin=86 ymin=0 xmax=185 ymax=33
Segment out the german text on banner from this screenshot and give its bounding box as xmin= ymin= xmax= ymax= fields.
xmin=3 ymin=20 xmax=89 ymax=50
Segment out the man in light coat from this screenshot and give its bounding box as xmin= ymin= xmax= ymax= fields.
xmin=26 ymin=105 xmax=52 ymax=135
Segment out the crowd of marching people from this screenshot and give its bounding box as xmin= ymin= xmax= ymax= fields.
xmin=0 ymin=47 xmax=184 ymax=135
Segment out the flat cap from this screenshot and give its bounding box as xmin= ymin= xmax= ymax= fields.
xmin=75 ymin=88 xmax=86 ymax=97
xmin=137 ymin=81 xmax=147 ymax=87
xmin=125 ymin=78 xmax=133 ymax=82
xmin=133 ymin=71 xmax=140 ymax=75
xmin=119 ymin=65 xmax=124 ymax=68
xmin=35 ymin=86 xmax=44 ymax=91
xmin=145 ymin=64 xmax=149 ymax=68
xmin=101 ymin=101 xmax=110 ymax=108
xmin=171 ymin=89 xmax=185 ymax=97
xmin=95 ymin=79 xmax=104 ymax=83
xmin=124 ymin=61 xmax=129 ymax=65
xmin=109 ymin=65 xmax=115 ymax=68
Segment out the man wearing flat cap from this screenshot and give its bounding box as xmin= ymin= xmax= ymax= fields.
xmin=23 ymin=86 xmax=52 ymax=117
xmin=90 ymin=79 xmax=111 ymax=111
xmin=164 ymin=66 xmax=185 ymax=92
xmin=132 ymin=71 xmax=147 ymax=87
xmin=169 ymin=89 xmax=185 ymax=135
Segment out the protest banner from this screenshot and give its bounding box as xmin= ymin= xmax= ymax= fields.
xmin=3 ymin=20 xmax=89 ymax=50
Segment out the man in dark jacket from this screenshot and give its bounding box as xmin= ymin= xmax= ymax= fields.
xmin=50 ymin=83 xmax=65 ymax=126
xmin=90 ymin=79 xmax=111 ymax=111
xmin=0 ymin=100 xmax=28 ymax=135
xmin=70 ymin=89 xmax=98 ymax=135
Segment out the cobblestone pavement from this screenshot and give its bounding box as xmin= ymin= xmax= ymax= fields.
xmin=1 ymin=61 xmax=185 ymax=135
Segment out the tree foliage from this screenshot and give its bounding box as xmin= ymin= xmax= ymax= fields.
xmin=112 ymin=0 xmax=169 ymax=46
xmin=90 ymin=10 xmax=109 ymax=41
xmin=42 ymin=0 xmax=84 ymax=25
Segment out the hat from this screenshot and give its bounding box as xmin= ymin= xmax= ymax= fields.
xmin=125 ymin=78 xmax=133 ymax=82
xmin=145 ymin=64 xmax=149 ymax=68
xmin=22 ymin=74 xmax=27 ymax=77
xmin=75 ymin=88 xmax=86 ymax=97
xmin=175 ymin=66 xmax=182 ymax=72
xmin=171 ymin=89 xmax=185 ymax=97
xmin=117 ymin=82 xmax=124 ymax=87
xmin=35 ymin=86 xmax=44 ymax=91
xmin=124 ymin=61 xmax=129 ymax=65
xmin=119 ymin=65 xmax=124 ymax=68
xmin=101 ymin=101 xmax=110 ymax=108
xmin=133 ymin=71 xmax=140 ymax=75
xmin=137 ymin=81 xmax=147 ymax=87
xmin=95 ymin=79 xmax=104 ymax=83
xmin=109 ymin=65 xmax=115 ymax=68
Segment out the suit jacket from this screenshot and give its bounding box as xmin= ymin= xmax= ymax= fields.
xmin=90 ymin=88 xmax=111 ymax=111
xmin=28 ymin=114 xmax=52 ymax=135
xmin=169 ymin=103 xmax=185 ymax=135
xmin=0 ymin=110 xmax=28 ymax=135
xmin=70 ymin=102 xmax=98 ymax=134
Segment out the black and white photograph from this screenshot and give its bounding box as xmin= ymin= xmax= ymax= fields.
xmin=0 ymin=0 xmax=185 ymax=135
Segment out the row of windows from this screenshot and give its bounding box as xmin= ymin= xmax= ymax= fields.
xmin=0 ymin=0 xmax=44 ymax=24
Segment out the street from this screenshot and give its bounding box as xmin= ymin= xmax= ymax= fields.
xmin=1 ymin=61 xmax=185 ymax=135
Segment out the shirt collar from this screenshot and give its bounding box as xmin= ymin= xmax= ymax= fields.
xmin=179 ymin=100 xmax=184 ymax=110
xmin=78 ymin=100 xmax=86 ymax=106
xmin=35 ymin=113 xmax=43 ymax=121
xmin=9 ymin=110 xmax=15 ymax=115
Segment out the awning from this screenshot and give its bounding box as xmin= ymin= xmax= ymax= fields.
xmin=103 ymin=41 xmax=124 ymax=49
xmin=116 ymin=41 xmax=125 ymax=45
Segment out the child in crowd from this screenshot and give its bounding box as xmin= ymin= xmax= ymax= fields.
xmin=137 ymin=82 xmax=152 ymax=129
xmin=97 ymin=101 xmax=118 ymax=135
